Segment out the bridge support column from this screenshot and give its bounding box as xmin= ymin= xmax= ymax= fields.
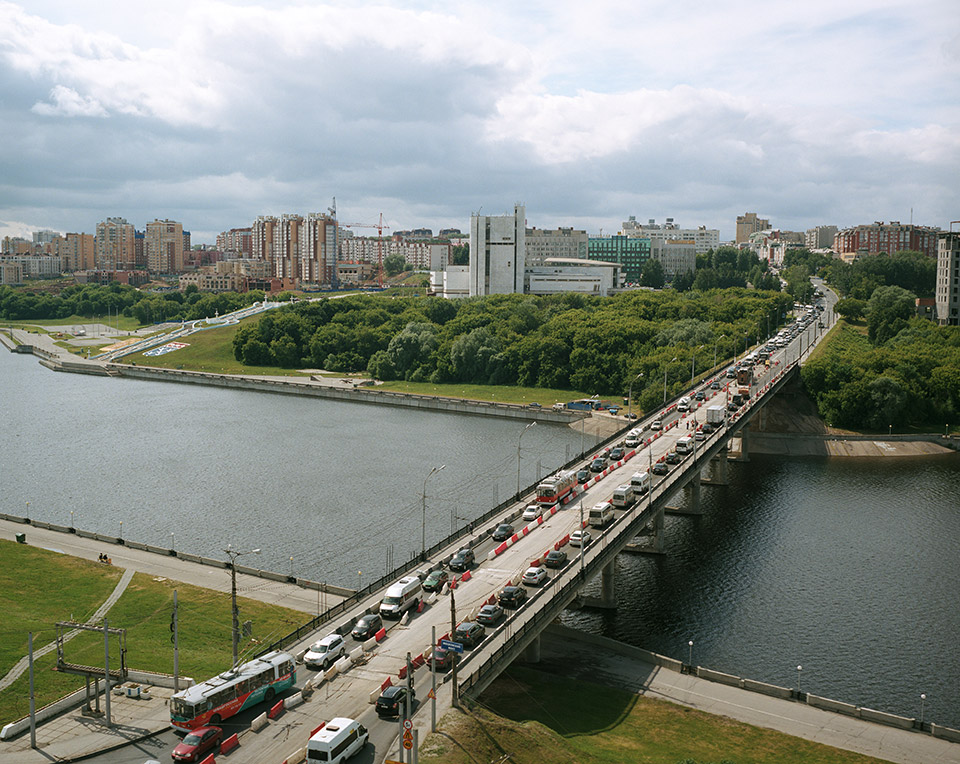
xmin=601 ymin=561 xmax=615 ymax=606
xmin=523 ymin=634 xmax=541 ymax=663
xmin=653 ymin=505 xmax=665 ymax=553
xmin=687 ymin=470 xmax=702 ymax=514
xmin=714 ymin=447 xmax=729 ymax=483
xmin=739 ymin=429 xmax=750 ymax=460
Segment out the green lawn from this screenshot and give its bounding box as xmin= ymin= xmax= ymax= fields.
xmin=0 ymin=540 xmax=308 ymax=725
xmin=419 ymin=666 xmax=893 ymax=764
xmin=1 ymin=315 xmax=141 ymax=331
xmin=378 ymin=381 xmax=594 ymax=406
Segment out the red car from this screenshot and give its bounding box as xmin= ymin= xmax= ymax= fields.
xmin=172 ymin=725 xmax=222 ymax=762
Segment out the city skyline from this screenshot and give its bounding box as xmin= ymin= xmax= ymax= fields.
xmin=1 ymin=0 xmax=957 ymax=244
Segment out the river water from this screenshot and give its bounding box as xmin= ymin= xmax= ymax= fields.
xmin=2 ymin=352 xmax=958 ymax=728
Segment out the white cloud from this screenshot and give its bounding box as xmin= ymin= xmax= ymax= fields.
xmin=32 ymin=84 xmax=107 ymax=117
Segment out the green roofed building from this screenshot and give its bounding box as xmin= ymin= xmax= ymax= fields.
xmin=588 ymin=235 xmax=650 ymax=283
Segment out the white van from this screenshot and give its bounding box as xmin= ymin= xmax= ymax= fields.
xmin=611 ymin=484 xmax=636 ymax=509
xmin=676 ymin=436 xmax=694 ymax=454
xmin=677 ymin=396 xmax=691 ymax=412
xmin=630 ymin=471 xmax=651 ymax=494
xmin=379 ymin=576 xmax=422 ymax=619
xmin=307 ymin=717 xmax=368 ymax=762
xmin=588 ymin=501 xmax=614 ymax=528
xmin=624 ymin=429 xmax=642 ymax=448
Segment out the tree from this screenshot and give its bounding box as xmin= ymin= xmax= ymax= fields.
xmin=384 ymin=253 xmax=406 ymax=277
xmin=834 ymin=297 xmax=866 ymax=321
xmin=866 ymin=285 xmax=915 ymax=344
xmin=639 ymin=258 xmax=665 ymax=289
xmin=451 ymin=244 xmax=469 ymax=266
xmin=672 ymin=270 xmax=695 ymax=292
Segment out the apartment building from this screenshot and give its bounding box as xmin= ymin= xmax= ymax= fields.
xmin=804 ymin=225 xmax=838 ymax=250
xmin=526 ymin=227 xmax=589 ymax=262
xmin=736 ymin=212 xmax=771 ymax=245
xmin=622 ymin=217 xmax=719 ymax=254
xmin=216 ymin=228 xmax=253 ymax=257
xmin=95 ymin=217 xmax=137 ymax=271
xmin=834 ymin=221 xmax=940 ymax=258
xmin=145 ymin=219 xmax=184 ymax=274
xmin=936 ymin=231 xmax=960 ymax=326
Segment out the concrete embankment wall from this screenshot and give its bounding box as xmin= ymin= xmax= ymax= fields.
xmin=109 ymin=364 xmax=583 ymax=423
xmin=547 ymin=624 xmax=960 ymax=741
xmin=0 ymin=512 xmax=354 ymax=599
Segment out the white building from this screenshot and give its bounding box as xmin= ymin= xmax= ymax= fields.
xmin=525 ymin=227 xmax=589 ymax=262
xmin=526 ymin=258 xmax=622 ymax=296
xmin=804 ymin=225 xmax=837 ymax=250
xmin=621 ymin=217 xmax=719 ymax=254
xmin=469 ymin=204 xmax=526 ymax=296
xmin=653 ymin=239 xmax=697 ymax=278
xmin=936 ymin=231 xmax=960 ymax=326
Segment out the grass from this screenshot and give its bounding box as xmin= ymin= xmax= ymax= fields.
xmin=378 ymin=381 xmax=593 ymax=406
xmin=0 ymin=540 xmax=308 ymax=725
xmin=419 ymin=666 xmax=894 ymax=764
xmin=1 ymin=315 xmax=141 ymax=331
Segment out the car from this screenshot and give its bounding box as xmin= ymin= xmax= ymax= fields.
xmin=172 ymin=725 xmax=222 ymax=763
xmin=476 ymin=603 xmax=504 ymax=626
xmin=694 ymin=390 xmax=705 ymax=401
xmin=522 ymin=504 xmax=544 ymax=521
xmin=589 ymin=458 xmax=606 ymax=473
xmin=569 ymin=529 xmax=591 ymax=547
xmin=727 ymin=400 xmax=739 ymax=412
xmin=522 ymin=566 xmax=548 ymax=586
xmin=303 ymin=633 xmax=346 ymax=670
xmin=652 ymin=461 xmax=669 ymax=475
xmin=492 ymin=523 xmax=514 ymax=542
xmin=454 ymin=620 xmax=486 ymax=648
xmin=351 ymin=613 xmax=383 ymax=641
xmin=527 ymin=402 xmax=542 ymax=409
xmin=498 ymin=585 xmax=528 ymax=608
xmin=609 ymin=447 xmax=624 ymax=461
xmin=448 ymin=547 xmax=475 ymax=571
xmin=376 ymin=685 xmax=415 ymax=717
xmin=710 ymin=380 xmax=721 ymax=390
xmin=625 ymin=412 xmax=638 ymax=419
xmin=431 ymin=646 xmax=454 ymax=671
xmin=665 ymin=451 xmax=681 ymax=464
xmin=651 ymin=419 xmax=663 ymax=431
xmin=422 ymin=569 xmax=449 ymax=592
xmin=694 ymin=429 xmax=706 ymax=442
xmin=701 ymin=421 xmax=715 ymax=434
xmin=577 ymin=468 xmax=590 ymax=484
xmin=544 ymin=548 xmax=567 ymax=568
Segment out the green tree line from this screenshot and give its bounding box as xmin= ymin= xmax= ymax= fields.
xmin=232 ymin=289 xmax=793 ymax=404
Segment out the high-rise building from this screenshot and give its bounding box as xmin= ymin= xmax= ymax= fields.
xmin=833 ymin=222 xmax=940 ymax=259
xmin=95 ymin=218 xmax=137 ymax=271
xmin=469 ymin=204 xmax=526 ymax=296
xmin=54 ymin=232 xmax=95 ymax=271
xmin=804 ymin=225 xmax=838 ymax=250
xmin=587 ymin=236 xmax=650 ymax=282
xmin=736 ymin=212 xmax=771 ymax=245
xmin=145 ymin=219 xmax=185 ymax=274
xmin=936 ymin=231 xmax=960 ymax=326
xmin=251 ymin=216 xmax=278 ymax=262
xmin=33 ymin=229 xmax=60 ymax=249
xmin=300 ymin=212 xmax=338 ymax=284
xmin=622 ymin=217 xmax=719 ymax=254
xmin=217 ymin=228 xmax=253 ymax=257
xmin=526 ymin=227 xmax=589 ymax=262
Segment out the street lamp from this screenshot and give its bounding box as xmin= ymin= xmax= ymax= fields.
xmin=70 ymin=510 xmax=74 ymax=529
xmin=627 ymin=372 xmax=643 ymax=421
xmin=421 ymin=464 xmax=446 ymax=560
xmin=688 ymin=640 xmax=694 ymax=666
xmin=920 ymin=693 xmax=926 ymax=726
xmin=118 ymin=520 xmax=123 ymax=539
xmin=797 ymin=664 xmax=802 ymax=694
xmin=663 ymin=357 xmax=677 ymax=404
xmin=516 ymin=422 xmax=536 ymax=499
xmin=170 ymin=532 xmax=175 ymax=551
xmin=224 ymin=545 xmax=261 ymax=668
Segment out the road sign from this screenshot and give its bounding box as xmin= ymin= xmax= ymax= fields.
xmin=439 ymin=639 xmax=463 ymax=653
xmin=427 ymin=688 xmax=435 ymax=699
xmin=403 ymin=737 xmax=413 ymax=750
xmin=403 ymin=719 xmax=413 ymax=730
xmin=403 ymin=730 xmax=413 ymax=742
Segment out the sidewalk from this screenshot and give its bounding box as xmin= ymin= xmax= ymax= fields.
xmin=539 ymin=625 xmax=960 ymax=764
xmin=0 ymin=686 xmax=173 ymax=764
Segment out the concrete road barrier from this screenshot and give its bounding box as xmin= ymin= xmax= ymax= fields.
xmin=285 ymin=691 xmax=304 ymax=709
xmin=250 ymin=712 xmax=268 ymax=731
xmin=859 ymin=706 xmax=914 ymax=730
xmin=697 ymin=667 xmax=741 ymax=687
xmin=742 ymin=678 xmax=792 ymax=700
xmin=806 ymin=693 xmax=857 ymax=716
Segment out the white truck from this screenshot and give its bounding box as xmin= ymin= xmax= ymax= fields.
xmin=706 ymin=405 xmax=725 ymax=426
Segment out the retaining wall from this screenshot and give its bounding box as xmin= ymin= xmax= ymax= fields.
xmin=807 ymin=693 xmax=858 ymax=716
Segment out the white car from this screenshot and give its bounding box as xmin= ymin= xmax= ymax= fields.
xmin=521 ymin=566 xmax=548 ymax=586
xmin=651 ymin=419 xmax=663 ymax=431
xmin=303 ymin=633 xmax=345 ymax=670
xmin=569 ymin=529 xmax=592 ymax=547
xmin=522 ymin=504 xmax=544 ymax=521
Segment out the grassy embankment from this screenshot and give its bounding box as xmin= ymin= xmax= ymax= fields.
xmin=421 ymin=666 xmax=893 ymax=764
xmin=0 ymin=540 xmax=306 ymax=725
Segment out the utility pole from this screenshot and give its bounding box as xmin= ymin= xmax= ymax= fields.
xmin=225 ymin=546 xmax=260 ymax=667
xmin=450 ymin=584 xmax=459 ymax=708
xmin=172 ymin=590 xmax=180 ymax=693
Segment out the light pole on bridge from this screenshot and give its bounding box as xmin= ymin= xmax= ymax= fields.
xmin=516 ymin=422 xmax=536 ymax=500
xmin=225 ymin=545 xmax=261 ymax=668
xmin=421 ymin=464 xmax=446 ymax=561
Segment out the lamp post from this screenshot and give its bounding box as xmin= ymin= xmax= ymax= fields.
xmin=118 ymin=520 xmax=123 ymax=540
xmin=578 ymin=501 xmax=585 ymax=578
xmin=70 ymin=510 xmax=74 ymax=530
xmin=289 ymin=556 xmax=295 ymax=578
xmin=691 ymin=345 xmax=704 ymax=385
xmin=516 ymin=422 xmax=536 ymax=499
xmin=224 ymin=545 xmax=261 ymax=668
xmin=688 ymin=640 xmax=694 ymax=667
xmin=663 ymin=357 xmax=677 ymax=405
xmin=797 ymin=664 xmax=803 ymax=694
xmin=627 ymin=372 xmax=643 ymax=421
xmin=421 ymin=464 xmax=446 ymax=560
xmin=170 ymin=532 xmax=175 ymax=551
xmin=920 ymin=693 xmax=926 ymax=726
xmin=889 ymin=424 xmax=892 ymax=437
xmin=714 ymin=334 xmax=725 ymax=374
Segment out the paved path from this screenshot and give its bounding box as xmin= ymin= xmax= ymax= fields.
xmin=0 ymin=569 xmax=135 ymax=692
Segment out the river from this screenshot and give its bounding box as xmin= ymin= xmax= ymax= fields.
xmin=2 ymin=351 xmax=958 ymax=728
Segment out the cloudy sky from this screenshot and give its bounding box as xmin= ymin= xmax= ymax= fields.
xmin=1 ymin=0 xmax=958 ymax=244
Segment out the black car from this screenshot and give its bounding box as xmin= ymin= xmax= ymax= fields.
xmin=652 ymin=461 xmax=669 ymax=475
xmin=710 ymin=380 xmax=721 ymax=389
xmin=476 ymin=603 xmax=504 ymax=626
xmin=544 ymin=549 xmax=567 ymax=568
xmin=498 ymin=585 xmax=528 ymax=609
xmin=665 ymin=451 xmax=681 ymax=464
xmin=701 ymin=422 xmax=715 ymax=434
xmin=453 ymin=621 xmax=485 ymax=649
xmin=492 ymin=523 xmax=514 ymax=542
xmin=609 ymin=447 xmax=624 ymax=461
xmin=448 ymin=547 xmax=475 ymax=571
xmin=376 ymin=685 xmax=415 ymax=717
xmin=589 ymin=458 xmax=606 ymax=473
xmin=694 ymin=390 xmax=705 ymax=401
xmin=577 ymin=468 xmax=590 ymax=484
xmin=351 ymin=613 xmax=383 ymax=641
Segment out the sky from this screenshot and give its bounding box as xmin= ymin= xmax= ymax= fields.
xmin=1 ymin=0 xmax=958 ymax=244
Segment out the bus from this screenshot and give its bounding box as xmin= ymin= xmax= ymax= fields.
xmin=170 ymin=650 xmax=296 ymax=731
xmin=536 ymin=470 xmax=577 ymax=505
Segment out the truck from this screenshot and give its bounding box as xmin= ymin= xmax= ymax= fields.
xmin=736 ymin=366 xmax=753 ymax=402
xmin=706 ymin=405 xmax=725 ymax=426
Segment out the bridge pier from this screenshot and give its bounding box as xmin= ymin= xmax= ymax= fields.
xmin=688 ymin=470 xmax=701 ymax=514
xmin=711 ymin=447 xmax=729 ymax=484
xmin=601 ymin=561 xmax=615 ymax=605
xmin=523 ymin=634 xmax=541 ymax=663
xmin=740 ymin=429 xmax=750 ymax=460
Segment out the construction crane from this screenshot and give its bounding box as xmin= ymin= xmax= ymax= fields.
xmin=340 ymin=213 xmax=391 ymax=287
